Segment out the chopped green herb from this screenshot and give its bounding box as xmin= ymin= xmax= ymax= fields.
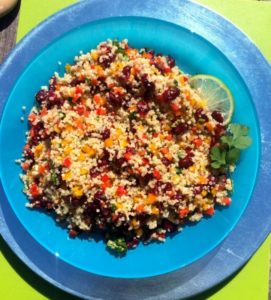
xmin=67 ymin=98 xmax=76 ymax=106
xmin=107 ymin=238 xmax=127 ymax=254
xmin=50 ymin=171 xmax=59 ymax=186
xmin=112 ymin=40 xmax=119 ymax=47
xmin=177 ymin=151 xmax=183 ymax=159
xmin=173 ymin=79 xmax=178 ymax=87
xmin=85 ymin=78 xmax=91 ymax=85
xmin=116 ymin=47 xmax=126 ymax=56
xmin=111 ymin=204 xmax=117 ymax=212
xmin=176 ymin=167 xmax=182 ymax=175
xmin=198 ymin=118 xmax=206 ymax=124
xmin=128 ymin=112 xmax=137 ymax=120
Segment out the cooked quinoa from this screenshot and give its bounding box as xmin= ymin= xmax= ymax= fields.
xmin=20 ymin=39 xmax=235 ymax=253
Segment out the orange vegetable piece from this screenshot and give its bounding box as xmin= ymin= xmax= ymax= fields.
xmin=179 ymin=207 xmax=189 ymax=218
xmin=135 ymin=204 xmax=145 ymax=213
xmin=96 ymin=107 xmax=107 ymax=115
xmin=124 ymin=152 xmax=132 ymax=160
xmin=193 ymin=138 xmax=203 ymax=147
xmin=28 ymin=113 xmax=36 ymax=123
xmin=198 ymin=176 xmax=207 ymax=185
xmin=104 ymin=138 xmax=113 ymax=147
xmin=166 ymin=134 xmax=173 ymax=141
xmin=161 ymin=147 xmax=169 ymax=155
xmin=38 ymin=165 xmax=46 ymax=174
xmin=146 ymin=193 xmax=157 ymax=205
xmin=205 ymin=121 xmax=214 ymax=132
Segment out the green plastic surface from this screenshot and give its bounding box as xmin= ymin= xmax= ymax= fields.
xmin=0 ymin=0 xmax=269 ymax=299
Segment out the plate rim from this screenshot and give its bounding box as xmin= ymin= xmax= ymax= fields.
xmin=0 ymin=0 xmax=271 ymax=299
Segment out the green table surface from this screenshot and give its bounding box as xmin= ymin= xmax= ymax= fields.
xmin=1 ymin=0 xmax=270 ymax=299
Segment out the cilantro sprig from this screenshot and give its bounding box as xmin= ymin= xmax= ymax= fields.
xmin=210 ymin=124 xmax=252 ymax=169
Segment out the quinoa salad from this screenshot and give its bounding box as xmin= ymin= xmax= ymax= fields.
xmin=20 ymin=39 xmax=251 ymax=254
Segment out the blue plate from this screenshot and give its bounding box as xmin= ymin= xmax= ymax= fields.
xmin=0 ymin=0 xmax=270 ymax=299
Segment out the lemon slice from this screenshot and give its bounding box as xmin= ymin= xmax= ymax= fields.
xmin=189 ymin=74 xmax=234 ymax=125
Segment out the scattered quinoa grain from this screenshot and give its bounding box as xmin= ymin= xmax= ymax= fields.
xmin=20 ymin=39 xmax=235 ymax=254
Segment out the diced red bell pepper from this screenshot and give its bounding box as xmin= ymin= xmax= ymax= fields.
xmin=179 ymin=207 xmax=189 ymax=218
xmin=30 ymin=183 xmax=40 ymax=197
xmin=205 ymin=207 xmax=215 ymax=216
xmin=153 ymin=169 xmax=161 ymax=180
xmin=63 ymin=157 xmax=72 ymax=167
xmin=116 ymin=186 xmax=127 ymax=196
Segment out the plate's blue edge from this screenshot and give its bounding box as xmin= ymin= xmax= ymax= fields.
xmin=0 ymin=0 xmax=271 ymax=299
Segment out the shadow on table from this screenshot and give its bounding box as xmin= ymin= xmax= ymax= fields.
xmin=0 ymin=0 xmax=21 ymax=32
xmin=0 ymin=235 xmax=243 ymax=300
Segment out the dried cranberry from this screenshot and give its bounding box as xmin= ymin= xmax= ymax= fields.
xmin=162 ymin=219 xmax=176 ymax=232
xmin=99 ymin=53 xmax=116 ymax=68
xmin=162 ymin=87 xmax=180 ymax=102
xmin=151 ymin=181 xmax=164 ymax=195
xmin=49 ymin=76 xmax=57 ymax=91
xmin=141 ymin=74 xmax=155 ymax=100
xmin=122 ymin=65 xmax=131 ymax=79
xmin=185 ymin=147 xmax=193 ymax=155
xmin=141 ymin=173 xmax=153 ymax=185
xmin=175 ymin=191 xmax=183 ymax=200
xmin=163 ymin=182 xmax=173 ymax=192
xmin=166 ymin=56 xmax=175 ymax=68
xmin=172 ymin=123 xmax=188 ymax=135
xmin=179 ymin=155 xmax=193 ymax=169
xmin=108 ymin=92 xmax=123 ymax=107
xmin=70 ymin=78 xmax=84 ymax=87
xmin=46 ymin=90 xmax=64 ymax=108
xmin=126 ymin=147 xmax=136 ymax=154
xmin=110 ymin=157 xmax=125 ymax=174
xmin=131 ymin=126 xmax=136 ymax=134
xmin=127 ymin=238 xmax=139 ymax=249
xmin=89 ymin=168 xmax=101 ymax=178
xmin=137 ymin=100 xmax=149 ymax=115
xmin=193 ymin=186 xmax=203 ymax=195
xmin=214 ymin=124 xmax=225 ymax=137
xmin=211 ymin=111 xmax=224 ymax=123
xmin=32 ymin=121 xmax=44 ymax=132
xmin=71 ymin=196 xmax=86 ymax=207
xmin=35 ymin=89 xmax=48 ymax=104
xmin=101 ymin=128 xmax=110 ymax=140
xmin=93 ymin=190 xmax=105 ymax=202
xmin=69 ymin=229 xmax=79 ymax=238
xmin=161 ymin=156 xmax=172 ymax=166
xmin=194 ymin=108 xmax=208 ymax=122
xmin=24 ymin=149 xmax=34 ymax=160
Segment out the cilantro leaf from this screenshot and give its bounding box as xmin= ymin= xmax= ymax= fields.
xmin=233 ymin=136 xmax=252 ymax=149
xmin=229 ymin=124 xmax=248 ymax=137
xmin=228 ymin=124 xmax=252 ymax=149
xmin=226 ymin=148 xmax=241 ymax=165
xmin=210 ymin=146 xmax=226 ymax=169
xmin=221 ymin=135 xmax=234 ymax=147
